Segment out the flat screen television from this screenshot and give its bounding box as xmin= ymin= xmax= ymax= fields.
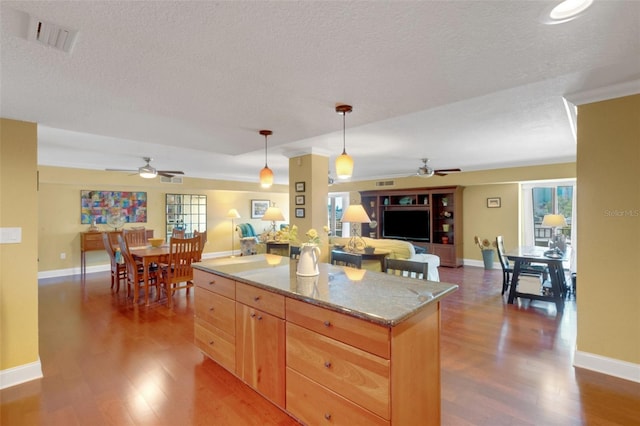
xmin=382 ymin=209 xmax=430 ymax=242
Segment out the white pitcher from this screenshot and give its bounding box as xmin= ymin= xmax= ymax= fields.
xmin=296 ymin=244 xmax=320 ymax=276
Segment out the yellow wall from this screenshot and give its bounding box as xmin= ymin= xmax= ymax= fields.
xmin=576 ymin=94 xmax=640 ymax=364
xmin=1 ymin=119 xmax=40 ymax=370
xmin=38 ymin=166 xmax=289 ymax=273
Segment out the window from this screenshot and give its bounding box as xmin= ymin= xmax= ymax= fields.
xmin=531 ymin=185 xmax=573 ymax=246
xmin=328 ymin=193 xmax=347 ymax=237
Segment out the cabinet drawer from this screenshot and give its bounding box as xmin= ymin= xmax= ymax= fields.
xmin=82 ymin=233 xmax=105 ymax=250
xmin=195 ymin=289 xmax=235 ymax=335
xmin=194 ymin=318 xmax=235 ymax=372
xmin=194 ymin=269 xmax=235 ymax=299
xmin=236 ymin=282 xmax=285 ymax=318
xmin=286 ymin=367 xmax=388 ymax=426
xmin=286 ymin=298 xmax=389 ymax=358
xmin=286 ymin=323 xmax=390 ymax=419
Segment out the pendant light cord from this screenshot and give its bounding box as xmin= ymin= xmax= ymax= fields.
xmin=342 ymin=111 xmax=347 ymax=155
xmin=264 ymin=133 xmax=268 ymax=167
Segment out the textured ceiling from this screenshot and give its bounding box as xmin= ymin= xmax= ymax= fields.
xmin=1 ymin=1 xmax=639 ymax=184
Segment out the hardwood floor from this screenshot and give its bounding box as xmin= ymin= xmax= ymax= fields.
xmin=2 ymin=266 xmax=639 ymax=425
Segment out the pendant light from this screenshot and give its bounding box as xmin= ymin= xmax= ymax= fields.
xmin=259 ymin=129 xmax=274 ymax=188
xmin=335 ymin=104 xmax=353 ymax=179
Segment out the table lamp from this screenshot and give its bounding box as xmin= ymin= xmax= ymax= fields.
xmin=341 ymin=204 xmax=371 ymax=252
xmin=262 ymin=206 xmax=285 ymax=236
xmin=227 ymin=208 xmax=241 ymax=257
xmin=541 ymin=214 xmax=567 ymax=254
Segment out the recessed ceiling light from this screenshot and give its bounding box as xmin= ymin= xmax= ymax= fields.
xmin=542 ymin=0 xmax=594 ymax=25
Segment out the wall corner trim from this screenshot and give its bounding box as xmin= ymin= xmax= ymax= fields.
xmin=574 ymin=350 xmax=640 ymax=383
xmin=0 ymin=359 xmax=43 ymax=390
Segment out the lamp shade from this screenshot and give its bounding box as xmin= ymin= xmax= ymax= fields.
xmin=335 ymin=152 xmax=354 ymax=179
xmin=341 ymin=204 xmax=371 ymax=224
xmin=226 ymin=208 xmax=240 ymax=219
xmin=262 ymin=206 xmax=285 ymax=222
xmin=260 ymin=166 xmax=274 ymax=188
xmin=139 ymin=165 xmax=157 ymax=179
xmin=541 ymin=214 xmax=567 ymax=228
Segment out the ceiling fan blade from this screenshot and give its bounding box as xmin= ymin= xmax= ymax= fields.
xmin=106 ymin=168 xmax=137 ymax=172
xmin=434 ymin=168 xmax=462 ymax=176
xmin=157 ymin=172 xmax=176 ymax=178
xmin=158 ymin=170 xmax=184 ymax=175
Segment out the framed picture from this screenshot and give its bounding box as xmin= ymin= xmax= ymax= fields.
xmin=80 ymin=190 xmax=147 ymax=224
xmin=295 ymin=195 xmax=305 ymax=205
xmin=295 ymin=208 xmax=305 ymax=218
xmin=251 ymin=199 xmax=270 ymax=218
xmin=295 ymin=181 xmax=305 ymax=192
xmin=487 ymin=197 xmax=501 ymax=208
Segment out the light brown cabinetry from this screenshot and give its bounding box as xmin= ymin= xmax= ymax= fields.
xmin=360 ymin=186 xmax=464 ymax=267
xmin=235 ymin=282 xmax=286 ymax=408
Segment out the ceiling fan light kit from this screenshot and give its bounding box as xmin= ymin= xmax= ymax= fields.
xmin=335 ymin=104 xmax=353 ymax=179
xmin=259 ymin=130 xmax=274 ymax=188
xmin=415 ymin=158 xmax=462 ymax=178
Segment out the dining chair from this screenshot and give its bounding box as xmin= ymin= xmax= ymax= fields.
xmin=123 ymin=227 xmax=148 ymax=247
xmin=193 ymin=230 xmax=206 ymax=261
xmin=172 ymin=228 xmax=186 ymax=238
xmin=330 ymin=251 xmax=362 ymax=269
xmin=495 ymin=236 xmax=548 ymax=295
xmin=289 ymin=245 xmax=301 ymax=260
xmin=103 ymin=232 xmax=127 ymax=292
xmin=384 ymin=258 xmax=429 ymax=281
xmin=162 ymin=236 xmax=199 ymax=308
xmin=118 ymin=234 xmax=161 ymax=301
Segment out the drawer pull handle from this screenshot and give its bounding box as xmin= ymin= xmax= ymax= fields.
xmin=208 ymin=280 xmax=216 ymax=285
xmin=250 ymin=312 xmax=263 ymax=320
xmin=253 ymin=296 xmax=261 ymax=302
xmin=209 ymin=307 xmax=215 ymax=311
xmin=324 ymin=361 xmax=332 ymax=368
xmin=324 ymin=413 xmax=332 ymax=420
xmin=323 ymin=320 xmax=331 ymax=327
xmin=208 ymin=340 xmax=214 ymax=345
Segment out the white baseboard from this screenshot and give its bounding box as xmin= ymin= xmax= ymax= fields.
xmin=574 ymin=350 xmax=640 ymax=383
xmin=0 ymin=359 xmax=43 ymax=389
xmin=38 ymin=251 xmax=229 ymax=279
xmin=463 ymin=258 xmax=499 ymax=269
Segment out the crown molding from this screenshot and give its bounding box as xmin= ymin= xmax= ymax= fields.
xmin=565 ymin=79 xmax=640 ymax=106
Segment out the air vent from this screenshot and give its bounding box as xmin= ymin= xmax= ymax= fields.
xmin=27 ymin=16 xmax=78 ymax=53
xmin=375 ymin=180 xmax=395 ymax=187
xmin=160 ymin=176 xmax=183 ymax=184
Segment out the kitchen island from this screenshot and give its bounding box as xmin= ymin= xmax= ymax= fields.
xmin=192 ymin=254 xmax=458 ymax=425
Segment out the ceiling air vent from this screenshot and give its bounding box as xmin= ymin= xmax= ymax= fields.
xmin=160 ymin=176 xmax=183 ymax=184
xmin=27 ymin=16 xmax=78 ymax=53
xmin=375 ymin=180 xmax=395 ymax=187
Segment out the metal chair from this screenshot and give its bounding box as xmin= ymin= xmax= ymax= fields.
xmin=384 ymin=258 xmax=429 ymax=280
xmin=330 ymin=251 xmax=362 ymax=269
xmin=496 ymin=236 xmax=547 ymax=295
xmin=289 ymin=245 xmax=301 ymax=259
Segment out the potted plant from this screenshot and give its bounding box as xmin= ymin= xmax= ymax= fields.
xmin=474 ymin=236 xmax=496 ymax=269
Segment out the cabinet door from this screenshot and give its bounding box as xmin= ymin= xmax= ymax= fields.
xmin=432 ymin=244 xmax=456 ymax=266
xmin=236 ymin=303 xmax=285 ymax=408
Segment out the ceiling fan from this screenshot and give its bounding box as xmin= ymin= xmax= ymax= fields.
xmin=106 ymin=157 xmax=185 ymax=179
xmin=415 ymin=158 xmax=461 ymax=178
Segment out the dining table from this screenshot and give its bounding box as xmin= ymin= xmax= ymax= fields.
xmin=129 ymin=245 xmax=170 ymax=306
xmin=506 ymin=246 xmax=568 ymax=312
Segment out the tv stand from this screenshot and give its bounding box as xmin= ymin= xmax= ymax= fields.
xmin=360 ymin=186 xmax=464 ymax=267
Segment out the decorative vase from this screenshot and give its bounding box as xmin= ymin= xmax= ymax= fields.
xmin=364 ymin=246 xmax=375 ymax=254
xmin=482 ymin=249 xmax=494 ymax=270
xmin=297 ymin=244 xmax=320 ymax=276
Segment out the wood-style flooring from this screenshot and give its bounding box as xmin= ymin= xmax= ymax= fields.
xmin=2 ymin=266 xmax=639 ymax=425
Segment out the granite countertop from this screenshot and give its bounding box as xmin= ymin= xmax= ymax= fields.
xmin=193 ymin=254 xmax=458 ymax=327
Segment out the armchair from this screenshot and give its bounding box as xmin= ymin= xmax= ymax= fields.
xmin=236 ymin=223 xmax=260 ymax=256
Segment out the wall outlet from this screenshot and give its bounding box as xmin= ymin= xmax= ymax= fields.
xmin=60 ymin=252 xmax=66 ymax=260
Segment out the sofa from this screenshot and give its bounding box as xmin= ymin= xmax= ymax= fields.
xmin=329 ymin=236 xmax=440 ymax=281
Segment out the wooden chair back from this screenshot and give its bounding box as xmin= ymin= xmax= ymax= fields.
xmin=193 ymin=230 xmax=206 ymax=261
xmin=164 ymin=236 xmax=199 ymax=307
xmin=103 ymin=232 xmax=126 ymax=292
xmin=123 ymin=227 xmax=147 ymax=247
xmin=289 ymin=245 xmax=301 ymax=260
xmin=172 ymin=228 xmax=186 ymax=238
xmin=384 ymin=258 xmax=429 ymax=281
xmin=330 ymin=251 xmax=362 ymax=269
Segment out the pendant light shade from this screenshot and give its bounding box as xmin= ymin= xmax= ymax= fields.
xmin=335 ymin=104 xmax=353 ymax=179
xmin=259 ymin=130 xmax=274 ymax=188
